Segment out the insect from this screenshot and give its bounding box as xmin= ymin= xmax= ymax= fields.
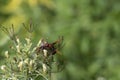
xmin=36 ymin=36 xmax=64 ymax=55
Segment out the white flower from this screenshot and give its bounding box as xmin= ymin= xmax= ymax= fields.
xmin=16 ymin=38 xmax=20 ymax=44
xmin=18 ymin=61 xmax=23 ymax=71
xmin=1 ymin=65 xmax=6 ymax=71
xmin=42 ymin=63 xmax=47 ymax=73
xmin=24 ymin=58 xmax=29 ymax=64
xmin=5 ymin=51 xmax=9 ymax=58
xmin=29 ymin=60 xmax=35 ymax=71
xmin=29 ymin=60 xmax=34 ymax=67
xmin=16 ymin=45 xmax=20 ymax=53
xmin=43 ymin=49 xmax=48 ymax=57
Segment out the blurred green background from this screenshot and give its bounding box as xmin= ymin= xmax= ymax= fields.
xmin=0 ymin=0 xmax=120 ymax=80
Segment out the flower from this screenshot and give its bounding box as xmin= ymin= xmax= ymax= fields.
xmin=16 ymin=45 xmax=20 ymax=53
xmin=5 ymin=51 xmax=9 ymax=58
xmin=29 ymin=60 xmax=34 ymax=67
xmin=42 ymin=63 xmax=47 ymax=74
xmin=24 ymin=58 xmax=29 ymax=64
xmin=29 ymin=60 xmax=35 ymax=71
xmin=16 ymin=38 xmax=20 ymax=44
xmin=18 ymin=61 xmax=23 ymax=71
xmin=43 ymin=49 xmax=48 ymax=57
xmin=1 ymin=65 xmax=6 ymax=71
xmin=25 ymin=38 xmax=31 ymax=44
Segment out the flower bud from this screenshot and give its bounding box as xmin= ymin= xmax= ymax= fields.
xmin=42 ymin=63 xmax=47 ymax=74
xmin=1 ymin=65 xmax=6 ymax=71
xmin=18 ymin=61 xmax=23 ymax=71
xmin=16 ymin=38 xmax=20 ymax=44
xmin=29 ymin=60 xmax=35 ymax=71
xmin=24 ymin=58 xmax=29 ymax=64
xmin=16 ymin=45 xmax=20 ymax=53
xmin=29 ymin=60 xmax=34 ymax=67
xmin=43 ymin=49 xmax=48 ymax=57
xmin=25 ymin=38 xmax=31 ymax=44
xmin=5 ymin=51 xmax=9 ymax=58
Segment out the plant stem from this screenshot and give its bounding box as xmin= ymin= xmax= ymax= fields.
xmin=48 ymin=70 xmax=51 ymax=80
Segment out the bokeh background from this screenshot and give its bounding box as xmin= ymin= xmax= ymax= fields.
xmin=0 ymin=0 xmax=120 ymax=80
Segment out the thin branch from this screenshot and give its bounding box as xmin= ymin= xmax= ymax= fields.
xmin=0 ymin=25 xmax=17 ymax=45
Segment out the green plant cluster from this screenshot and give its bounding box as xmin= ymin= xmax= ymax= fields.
xmin=0 ymin=26 xmax=64 ymax=80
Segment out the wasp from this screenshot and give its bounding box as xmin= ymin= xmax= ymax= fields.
xmin=36 ymin=36 xmax=64 ymax=55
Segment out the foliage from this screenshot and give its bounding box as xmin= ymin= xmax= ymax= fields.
xmin=0 ymin=0 xmax=120 ymax=80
